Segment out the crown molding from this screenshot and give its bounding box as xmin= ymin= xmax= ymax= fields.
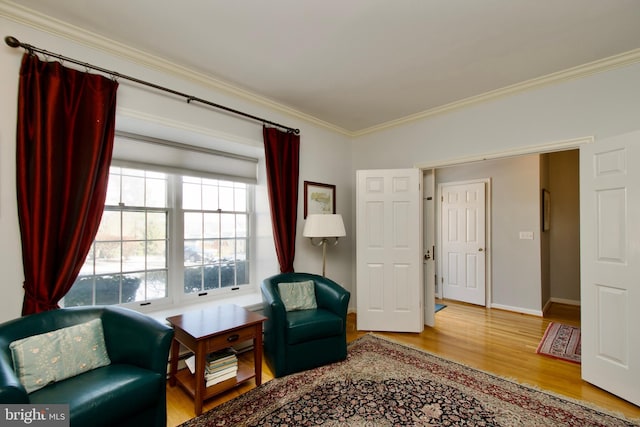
xmin=353 ymin=49 xmax=640 ymax=137
xmin=2 ymin=1 xmax=639 ymax=139
xmin=0 ymin=1 xmax=352 ymax=137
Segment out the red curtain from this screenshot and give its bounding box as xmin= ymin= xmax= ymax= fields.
xmin=263 ymin=126 xmax=300 ymax=273
xmin=16 ymin=53 xmax=118 ymax=315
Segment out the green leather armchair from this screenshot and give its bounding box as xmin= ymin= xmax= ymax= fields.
xmin=0 ymin=306 xmax=173 ymax=427
xmin=261 ymin=273 xmax=350 ymax=377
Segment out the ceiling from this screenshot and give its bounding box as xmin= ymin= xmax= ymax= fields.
xmin=7 ymin=0 xmax=640 ymax=134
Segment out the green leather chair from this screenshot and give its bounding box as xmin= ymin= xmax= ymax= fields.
xmin=0 ymin=306 xmax=173 ymax=427
xmin=261 ymin=272 xmax=350 ymax=377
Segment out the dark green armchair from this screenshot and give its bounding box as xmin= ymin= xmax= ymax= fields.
xmin=261 ymin=273 xmax=350 ymax=377
xmin=0 ymin=306 xmax=173 ymax=427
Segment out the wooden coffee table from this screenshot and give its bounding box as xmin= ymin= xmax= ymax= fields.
xmin=167 ymin=304 xmax=267 ymax=415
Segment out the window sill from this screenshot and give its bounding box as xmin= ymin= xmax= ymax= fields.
xmin=143 ymin=291 xmax=263 ymax=325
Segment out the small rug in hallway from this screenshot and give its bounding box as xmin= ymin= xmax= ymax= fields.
xmin=537 ymin=322 xmax=581 ymax=364
xmin=179 ymin=334 xmax=636 ymax=427
xmin=435 ymin=303 xmax=447 ymax=313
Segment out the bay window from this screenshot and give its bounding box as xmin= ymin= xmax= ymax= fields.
xmin=62 ymin=132 xmax=257 ymax=310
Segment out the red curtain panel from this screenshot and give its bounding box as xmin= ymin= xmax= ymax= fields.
xmin=263 ymin=126 xmax=300 ymax=273
xmin=16 ymin=53 xmax=118 ymax=315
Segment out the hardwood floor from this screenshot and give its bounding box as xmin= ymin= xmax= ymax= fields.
xmin=166 ymin=300 xmax=640 ymax=426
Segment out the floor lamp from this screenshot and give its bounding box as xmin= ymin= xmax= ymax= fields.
xmin=303 ymin=214 xmax=346 ymax=276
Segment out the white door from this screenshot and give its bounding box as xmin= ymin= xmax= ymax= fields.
xmin=423 ymin=169 xmax=436 ymax=327
xmin=580 ymin=133 xmax=640 ymax=406
xmin=356 ymin=169 xmax=424 ymax=332
xmin=441 ymin=181 xmax=486 ymax=306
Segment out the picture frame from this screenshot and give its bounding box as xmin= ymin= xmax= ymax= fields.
xmin=304 ymin=181 xmax=336 ymax=218
xmin=542 ymin=189 xmax=550 ymax=231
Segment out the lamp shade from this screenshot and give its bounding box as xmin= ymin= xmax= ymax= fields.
xmin=303 ymin=214 xmax=346 ymax=238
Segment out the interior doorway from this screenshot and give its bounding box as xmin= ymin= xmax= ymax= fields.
xmin=423 ymin=148 xmax=580 ymax=316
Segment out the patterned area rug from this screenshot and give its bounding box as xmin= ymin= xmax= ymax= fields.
xmin=180 ymin=334 xmax=636 ymax=427
xmin=537 ymin=322 xmax=581 ymax=364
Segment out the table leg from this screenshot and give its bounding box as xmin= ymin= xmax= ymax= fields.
xmin=169 ymin=338 xmax=179 ymax=387
xmin=194 ymin=344 xmax=206 ymax=416
xmin=254 ymin=324 xmax=263 ymax=386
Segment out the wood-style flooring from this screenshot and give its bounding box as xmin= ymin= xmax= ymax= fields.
xmin=166 ymin=300 xmax=640 ymax=426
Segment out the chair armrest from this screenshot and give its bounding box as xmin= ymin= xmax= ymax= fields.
xmin=314 ymin=276 xmax=350 ymax=319
xmin=0 ymin=351 xmax=28 ymax=404
xmin=100 ymin=307 xmax=174 ymax=375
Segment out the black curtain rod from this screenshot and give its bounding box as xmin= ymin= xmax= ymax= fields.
xmin=4 ymin=36 xmax=300 ymax=134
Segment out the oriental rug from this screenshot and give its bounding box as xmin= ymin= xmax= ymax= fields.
xmin=180 ymin=334 xmax=636 ymax=427
xmin=536 ymin=322 xmax=581 ymax=364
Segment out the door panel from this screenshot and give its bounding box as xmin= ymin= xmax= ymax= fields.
xmin=441 ymin=181 xmax=486 ymax=306
xmin=357 ymin=169 xmax=423 ymax=332
xmin=580 ymin=133 xmax=640 ymax=406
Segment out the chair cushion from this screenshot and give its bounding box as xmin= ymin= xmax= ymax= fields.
xmin=285 ymin=309 xmax=343 ymax=345
xmin=29 ymin=364 xmax=162 ymax=427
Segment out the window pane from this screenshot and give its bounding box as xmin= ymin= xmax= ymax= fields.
xmin=143 ymin=270 xmax=167 ymax=300
xmin=220 ymin=214 xmax=235 ymax=238
xmin=147 ymin=241 xmax=166 ymax=269
xmin=96 ymin=211 xmax=120 ymax=241
xmin=202 ymin=184 xmax=218 ymax=211
xmin=94 ymin=275 xmax=122 ymax=305
xmin=184 ymin=241 xmax=202 ymax=265
xmin=203 ymin=265 xmax=220 ymax=290
xmin=219 ymin=186 xmax=234 ymax=211
xmin=123 ymin=211 xmax=146 ymax=240
xmin=236 ymin=214 xmax=247 ymax=238
xmin=147 ymin=212 xmax=166 ymax=240
xmin=234 ymin=187 xmax=246 ymax=212
xmin=122 ymin=241 xmax=145 ymax=272
xmin=105 ymin=174 xmax=120 ymax=205
xmin=184 ymin=212 xmax=203 ymax=238
xmin=203 ymin=239 xmax=220 ymax=263
xmin=203 ymin=213 xmax=219 ymax=238
xmin=122 ymin=175 xmax=145 ymax=206
xmin=94 ymin=242 xmax=121 ymax=274
xmin=184 ymin=266 xmax=202 ymax=294
xmin=220 ymin=259 xmax=236 ymax=288
xmin=146 ymin=177 xmax=167 ymax=208
xmin=183 ymin=182 xmax=201 ymax=210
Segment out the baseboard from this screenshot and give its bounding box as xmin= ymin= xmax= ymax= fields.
xmin=550 ymin=297 xmax=581 ymax=306
xmin=490 ymin=303 xmax=543 ymax=317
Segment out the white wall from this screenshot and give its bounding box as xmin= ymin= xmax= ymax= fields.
xmin=436 ymin=155 xmax=542 ymax=313
xmin=353 ymin=60 xmax=640 ymax=313
xmin=0 ymin=16 xmax=353 ymax=322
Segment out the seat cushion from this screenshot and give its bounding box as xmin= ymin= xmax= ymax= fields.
xmin=285 ymin=309 xmax=343 ymax=345
xmin=29 ymin=364 xmax=163 ymax=427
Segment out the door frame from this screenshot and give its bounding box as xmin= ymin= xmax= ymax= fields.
xmin=416 ymin=136 xmax=592 ymax=314
xmin=436 ymin=178 xmax=492 ymax=307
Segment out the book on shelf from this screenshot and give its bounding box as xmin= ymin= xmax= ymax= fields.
xmin=205 ymin=364 xmax=237 ymax=381
xmin=205 ymin=370 xmax=237 ymax=387
xmin=184 ymin=347 xmax=238 ymax=376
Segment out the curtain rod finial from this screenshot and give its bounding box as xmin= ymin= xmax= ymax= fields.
xmin=5 ymin=36 xmax=21 ymax=48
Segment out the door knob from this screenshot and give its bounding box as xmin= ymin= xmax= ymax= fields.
xmin=478 ymin=248 xmax=484 ymax=252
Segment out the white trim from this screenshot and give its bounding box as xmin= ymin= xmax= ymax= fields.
xmin=550 ymin=297 xmax=581 ymax=306
xmin=3 ymin=2 xmax=640 ymax=137
xmin=490 ymin=303 xmax=543 ymax=317
xmin=415 ymin=136 xmax=594 ymax=170
xmin=354 ymin=50 xmax=640 ymax=137
xmin=0 ymin=2 xmax=348 ymax=136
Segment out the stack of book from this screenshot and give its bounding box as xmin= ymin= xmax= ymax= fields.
xmin=185 ymin=347 xmax=238 ymax=387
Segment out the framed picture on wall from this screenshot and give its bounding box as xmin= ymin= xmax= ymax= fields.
xmin=542 ymin=189 xmax=550 ymax=231
xmin=304 ymin=181 xmax=336 ymax=218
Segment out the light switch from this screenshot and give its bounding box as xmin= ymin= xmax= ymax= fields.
xmin=519 ymin=231 xmax=534 ymax=240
